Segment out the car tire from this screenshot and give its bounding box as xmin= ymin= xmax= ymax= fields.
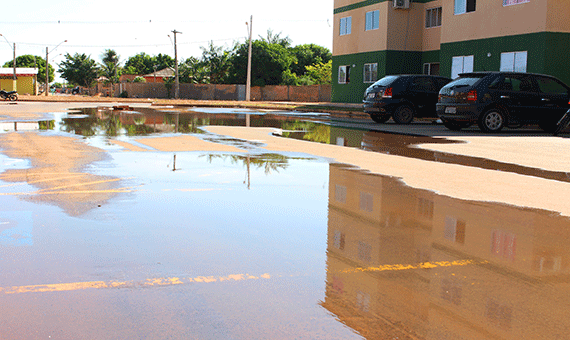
xmin=478 ymin=109 xmax=505 ymax=132
xmin=370 ymin=114 xmax=390 ymax=124
xmin=392 ymin=105 xmax=414 ymax=124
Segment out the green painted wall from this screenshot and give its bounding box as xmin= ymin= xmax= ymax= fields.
xmin=332 ymin=50 xmax=425 ymax=103
xmin=440 ymin=32 xmax=570 ymax=84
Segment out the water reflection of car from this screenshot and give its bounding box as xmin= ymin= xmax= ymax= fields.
xmin=363 ymin=75 xmax=451 ymax=124
xmin=437 ymin=72 xmax=570 ymax=132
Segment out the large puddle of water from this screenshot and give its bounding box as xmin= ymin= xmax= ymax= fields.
xmin=0 ymin=106 xmax=569 ymax=338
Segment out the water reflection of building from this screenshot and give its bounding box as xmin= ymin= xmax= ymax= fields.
xmin=323 ymin=163 xmax=570 ymax=339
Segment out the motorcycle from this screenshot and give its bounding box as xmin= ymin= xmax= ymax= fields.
xmin=0 ymin=90 xmax=18 ymax=101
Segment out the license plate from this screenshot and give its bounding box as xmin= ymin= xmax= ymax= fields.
xmin=445 ymin=106 xmax=456 ymax=114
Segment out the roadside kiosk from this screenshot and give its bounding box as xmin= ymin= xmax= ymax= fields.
xmin=0 ymin=68 xmax=39 ymax=95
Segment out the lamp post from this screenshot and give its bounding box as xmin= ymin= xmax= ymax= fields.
xmin=171 ymin=30 xmax=182 ymax=99
xmin=0 ymin=34 xmax=17 ymax=92
xmin=245 ymin=16 xmax=253 ymax=102
xmin=45 ymin=40 xmax=67 ymax=96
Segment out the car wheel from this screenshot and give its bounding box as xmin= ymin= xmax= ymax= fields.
xmin=370 ymin=114 xmax=390 ymax=124
xmin=392 ymin=105 xmax=414 ymax=124
xmin=478 ymin=109 xmax=505 ymax=132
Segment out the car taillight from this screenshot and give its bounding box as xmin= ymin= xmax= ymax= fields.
xmin=467 ymin=90 xmax=477 ymax=102
xmin=383 ymin=87 xmax=393 ymax=98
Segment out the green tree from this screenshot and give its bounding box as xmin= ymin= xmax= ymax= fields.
xmin=201 ymin=41 xmax=235 ymax=84
xmin=305 ymin=60 xmax=332 ymax=85
xmin=99 ymin=49 xmax=121 ymax=85
xmin=124 ymin=52 xmax=174 ymax=75
xmin=227 ymin=40 xmax=295 ymax=86
xmin=259 ymin=29 xmax=292 ymax=48
xmin=289 ymin=44 xmax=331 ymax=76
xmin=3 ymin=55 xmax=55 ymax=83
xmin=179 ymin=56 xmax=209 ymax=84
xmin=58 ymin=53 xmax=99 ymax=87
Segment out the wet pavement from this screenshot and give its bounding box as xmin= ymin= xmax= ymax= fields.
xmin=1 ymin=104 xmax=570 ymax=339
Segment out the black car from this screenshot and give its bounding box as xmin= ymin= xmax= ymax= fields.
xmin=363 ymin=75 xmax=451 ymax=124
xmin=437 ymin=72 xmax=570 ymax=132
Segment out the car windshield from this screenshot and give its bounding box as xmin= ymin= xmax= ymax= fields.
xmin=443 ymin=76 xmax=484 ymax=89
xmin=371 ymin=75 xmax=399 ymax=87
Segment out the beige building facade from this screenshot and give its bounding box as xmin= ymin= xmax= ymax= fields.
xmin=332 ymin=0 xmax=570 ymax=102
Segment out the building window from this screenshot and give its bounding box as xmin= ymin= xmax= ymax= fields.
xmin=359 ymin=192 xmax=373 ymax=212
xmin=425 ymin=7 xmax=442 ymax=28
xmin=335 ymin=185 xmax=347 ymax=203
xmin=338 ymin=65 xmax=350 ymax=84
xmin=503 ymin=0 xmax=529 ymax=6
xmin=491 ymin=230 xmax=516 ymax=261
xmin=423 ymin=63 xmax=440 ymax=76
xmin=358 ymin=241 xmax=372 ymax=262
xmin=363 ymin=63 xmax=378 ymax=83
xmin=500 ymin=51 xmax=527 ymax=72
xmin=444 ymin=216 xmax=466 ymax=244
xmin=451 ymin=55 xmax=474 ymax=79
xmin=340 ymin=16 xmax=352 ymax=36
xmin=454 ymin=0 xmax=476 ymax=14
xmin=333 ymin=230 xmax=346 ymax=250
xmin=365 ymin=10 xmax=379 ymax=31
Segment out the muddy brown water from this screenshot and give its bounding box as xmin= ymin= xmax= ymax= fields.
xmin=0 ymin=106 xmax=569 ymax=339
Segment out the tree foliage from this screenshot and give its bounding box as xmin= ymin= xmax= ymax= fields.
xmin=3 ymin=55 xmax=55 ymax=83
xmin=124 ymin=52 xmax=174 ymax=75
xmin=58 ymin=53 xmax=99 ymax=87
xmin=99 ymin=49 xmax=121 ymax=84
xmin=227 ymin=40 xmax=295 ymax=86
xmin=289 ymin=44 xmax=332 ymax=76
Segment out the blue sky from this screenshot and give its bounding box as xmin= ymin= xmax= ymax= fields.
xmin=1 ymin=0 xmax=333 ymax=76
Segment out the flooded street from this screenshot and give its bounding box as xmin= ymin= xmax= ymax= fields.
xmin=1 ymin=102 xmax=570 ymax=339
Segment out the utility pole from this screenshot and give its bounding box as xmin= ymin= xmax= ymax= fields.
xmin=171 ymin=29 xmax=182 ymax=99
xmin=12 ymin=43 xmax=16 ymax=92
xmin=245 ymin=15 xmax=253 ymax=101
xmin=45 ymin=40 xmax=67 ymax=96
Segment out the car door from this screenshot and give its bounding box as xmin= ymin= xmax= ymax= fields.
xmin=535 ymin=75 xmax=570 ymax=122
xmin=498 ymin=74 xmax=541 ymax=123
xmin=409 ymin=77 xmax=438 ymax=116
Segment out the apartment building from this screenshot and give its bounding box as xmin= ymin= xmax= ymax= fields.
xmin=332 ymin=0 xmax=570 ymax=102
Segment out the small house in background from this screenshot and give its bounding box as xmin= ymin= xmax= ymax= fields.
xmin=118 ymin=68 xmax=175 ymax=84
xmin=0 ymin=68 xmax=39 ymax=95
xmin=143 ymin=67 xmax=175 ymax=83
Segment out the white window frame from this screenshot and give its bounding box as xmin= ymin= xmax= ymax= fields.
xmin=363 ymin=63 xmax=378 ymax=83
xmin=500 ymin=51 xmax=527 ymax=72
xmin=503 ymin=0 xmax=529 ymax=6
xmin=454 ymin=0 xmax=475 ymax=15
xmin=338 ymin=65 xmax=350 ymax=84
xmin=365 ymin=10 xmax=380 ymax=31
xmin=340 ymin=16 xmax=352 ymax=36
xmin=451 ymin=55 xmax=474 ymax=79
xmin=423 ymin=63 xmax=440 ymax=75
xmin=425 ymin=7 xmax=442 ymax=28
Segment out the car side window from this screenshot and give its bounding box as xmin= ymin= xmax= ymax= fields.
xmin=536 ymin=77 xmax=569 ymax=95
xmin=410 ymin=77 xmax=436 ymax=92
xmin=489 ymin=77 xmax=512 ymax=91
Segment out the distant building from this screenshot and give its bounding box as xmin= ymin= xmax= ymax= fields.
xmin=0 ymin=68 xmax=39 ymax=95
xmin=119 ymin=67 xmax=175 ymax=84
xmin=332 ymin=0 xmax=570 ymax=102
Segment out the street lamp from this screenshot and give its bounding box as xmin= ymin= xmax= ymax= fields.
xmin=0 ymin=34 xmax=17 ymax=92
xmin=245 ymin=16 xmax=253 ymax=102
xmin=45 ymin=40 xmax=67 ymax=96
